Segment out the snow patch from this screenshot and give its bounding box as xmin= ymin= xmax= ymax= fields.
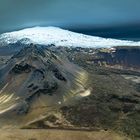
xmin=0 ymin=26 xmax=140 ymax=48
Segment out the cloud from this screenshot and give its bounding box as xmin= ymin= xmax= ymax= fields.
xmin=0 ymin=0 xmax=140 ymax=33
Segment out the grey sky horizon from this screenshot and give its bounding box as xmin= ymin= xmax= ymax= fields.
xmin=0 ymin=0 xmax=140 ymax=34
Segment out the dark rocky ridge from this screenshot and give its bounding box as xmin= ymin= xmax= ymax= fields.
xmin=0 ymin=43 xmax=89 ymax=119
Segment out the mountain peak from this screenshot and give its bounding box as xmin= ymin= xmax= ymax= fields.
xmin=12 ymin=43 xmax=46 ymax=59
xmin=0 ymin=44 xmax=90 ymax=117
xmin=1 ymin=26 xmax=140 ymax=48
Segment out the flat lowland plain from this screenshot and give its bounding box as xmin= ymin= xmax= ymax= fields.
xmin=0 ymin=129 xmax=130 ymax=140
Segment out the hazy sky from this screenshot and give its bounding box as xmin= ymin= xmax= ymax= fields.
xmin=0 ymin=0 xmax=140 ymax=34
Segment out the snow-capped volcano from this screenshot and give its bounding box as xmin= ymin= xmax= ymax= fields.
xmin=0 ymin=26 xmax=140 ymax=48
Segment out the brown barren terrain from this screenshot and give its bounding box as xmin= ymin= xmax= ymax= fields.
xmin=0 ymin=129 xmax=130 ymax=140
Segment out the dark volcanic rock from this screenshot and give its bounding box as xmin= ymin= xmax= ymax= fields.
xmin=11 ymin=63 xmax=32 ymax=74
xmin=52 ymin=68 xmax=67 ymax=82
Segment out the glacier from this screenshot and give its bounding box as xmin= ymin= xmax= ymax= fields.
xmin=0 ymin=26 xmax=140 ymax=48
